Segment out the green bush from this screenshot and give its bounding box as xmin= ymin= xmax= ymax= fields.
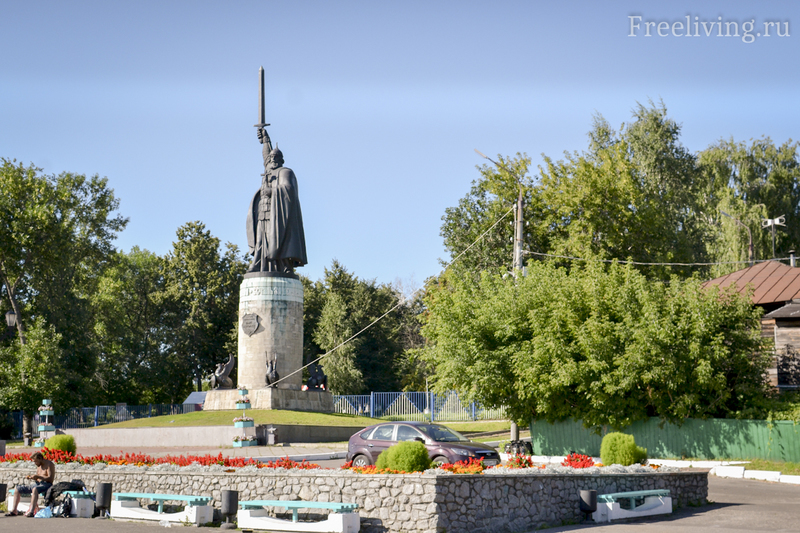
xmin=375 ymin=449 xmax=390 ymax=470
xmin=600 ymin=432 xmax=647 ymax=466
xmin=377 ymin=441 xmax=432 ymax=472
xmin=45 ymin=434 xmax=76 ymax=454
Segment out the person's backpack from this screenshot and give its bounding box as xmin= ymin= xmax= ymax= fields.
xmin=52 ymin=494 xmax=72 ymax=518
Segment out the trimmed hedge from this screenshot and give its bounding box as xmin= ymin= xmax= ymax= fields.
xmin=45 ymin=434 xmax=77 ymax=455
xmin=600 ymin=432 xmax=647 ymax=466
xmin=376 ymin=441 xmax=432 ymax=472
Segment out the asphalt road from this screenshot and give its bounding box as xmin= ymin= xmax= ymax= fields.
xmin=1 ymin=475 xmax=798 ymax=532
xmin=545 ymin=475 xmax=800 ymax=532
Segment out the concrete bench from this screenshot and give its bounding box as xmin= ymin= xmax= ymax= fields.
xmin=7 ymin=488 xmax=94 ymax=518
xmin=593 ymin=489 xmax=671 ymax=522
xmin=238 ymin=499 xmax=360 ymax=532
xmin=111 ymin=492 xmax=213 ymax=525
xmin=63 ymin=490 xmax=96 ymax=518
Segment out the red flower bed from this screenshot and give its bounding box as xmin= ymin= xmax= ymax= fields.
xmin=0 ymin=449 xmax=319 ymax=470
xmin=437 ymin=457 xmax=486 ymax=474
xmin=506 ymin=454 xmax=535 ymax=469
xmin=561 ymin=452 xmax=594 ymax=468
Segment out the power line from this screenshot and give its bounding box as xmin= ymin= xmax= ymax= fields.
xmin=524 ymin=250 xmax=789 ymax=267
xmin=266 ymin=207 xmax=516 ymax=389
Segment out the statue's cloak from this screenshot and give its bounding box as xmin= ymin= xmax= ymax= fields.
xmin=246 ymin=167 xmax=308 ymax=268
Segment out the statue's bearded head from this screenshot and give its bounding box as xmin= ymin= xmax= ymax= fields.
xmin=267 ymin=148 xmax=284 ymax=170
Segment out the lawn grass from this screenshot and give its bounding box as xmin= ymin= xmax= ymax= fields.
xmin=101 ymin=409 xmax=375 ymax=428
xmin=738 ymin=458 xmax=800 ymax=475
xmin=445 ymin=421 xmax=512 ymax=433
xmin=98 ymin=409 xmax=511 ymax=432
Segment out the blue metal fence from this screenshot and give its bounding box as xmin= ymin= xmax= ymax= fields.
xmin=9 ymin=403 xmax=200 ymax=439
xmin=7 ymin=391 xmax=504 ymax=439
xmin=332 ymin=391 xmax=506 ymax=422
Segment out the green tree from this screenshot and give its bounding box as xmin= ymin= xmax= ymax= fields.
xmin=161 ymin=222 xmax=246 ymax=401
xmin=538 ymin=102 xmax=711 ymax=279
xmin=0 ymin=158 xmax=126 ymax=430
xmin=313 ymin=261 xmax=404 ymax=394
xmin=0 ymin=318 xmax=67 ymax=436
xmin=421 ymin=262 xmax=769 ymax=428
xmin=90 ymin=247 xmax=177 ymax=404
xmin=700 ymin=137 xmax=800 ymax=275
xmin=440 ymin=153 xmax=545 ymax=276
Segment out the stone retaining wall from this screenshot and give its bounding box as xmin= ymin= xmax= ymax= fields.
xmin=0 ymin=466 xmax=707 ymax=532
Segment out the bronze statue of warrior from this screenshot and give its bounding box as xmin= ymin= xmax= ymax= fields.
xmin=246 ymin=67 xmax=307 ymax=274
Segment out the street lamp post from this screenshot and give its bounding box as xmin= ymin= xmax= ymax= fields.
xmin=762 ymin=215 xmax=786 ymax=259
xmin=720 ymin=211 xmax=754 ymax=265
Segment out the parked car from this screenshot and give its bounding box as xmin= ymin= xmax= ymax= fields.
xmin=346 ymin=421 xmax=501 ymax=467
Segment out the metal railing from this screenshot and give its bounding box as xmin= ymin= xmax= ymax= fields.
xmin=332 ymin=391 xmax=506 ymax=422
xmin=7 ymin=391 xmax=504 ymax=439
xmin=9 ymin=403 xmax=201 ymax=439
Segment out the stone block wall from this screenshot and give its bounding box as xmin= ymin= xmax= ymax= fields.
xmin=0 ymin=466 xmax=707 ymax=532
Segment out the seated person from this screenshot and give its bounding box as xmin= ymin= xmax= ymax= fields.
xmin=5 ymin=451 xmax=56 ymax=517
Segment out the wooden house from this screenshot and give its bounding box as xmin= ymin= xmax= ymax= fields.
xmin=703 ymin=256 xmax=800 ymax=390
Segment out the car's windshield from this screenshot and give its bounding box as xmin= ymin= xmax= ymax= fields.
xmin=416 ymin=424 xmax=470 ymax=442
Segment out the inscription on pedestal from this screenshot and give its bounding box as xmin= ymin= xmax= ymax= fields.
xmin=241 ymin=313 xmax=260 ymax=336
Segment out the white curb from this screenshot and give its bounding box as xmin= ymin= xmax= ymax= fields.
xmin=744 ymin=470 xmax=782 ymax=482
xmin=712 ymin=466 xmax=746 ymax=478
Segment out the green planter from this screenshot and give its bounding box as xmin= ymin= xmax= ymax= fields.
xmin=235 ymin=403 xmax=251 ymax=410
xmin=233 ymin=440 xmax=257 ymax=447
xmin=39 ymin=410 xmax=54 ymax=416
xmin=38 ymin=424 xmax=55 ymax=432
xmin=238 ymin=389 xmax=248 ymax=396
xmin=42 ymin=399 xmax=52 ymax=405
xmin=235 ymin=420 xmax=254 ymax=428
xmin=34 ymin=442 xmax=45 ymax=448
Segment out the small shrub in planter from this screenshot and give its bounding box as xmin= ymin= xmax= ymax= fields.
xmin=45 ymin=434 xmax=77 ymax=455
xmin=600 ymin=432 xmax=647 ymax=466
xmin=375 ymin=449 xmax=390 ymax=470
xmin=376 ymin=441 xmax=432 ymax=472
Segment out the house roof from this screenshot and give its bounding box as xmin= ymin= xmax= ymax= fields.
xmin=703 ymin=260 xmax=800 ymax=305
xmin=764 ymin=300 xmax=800 ymax=319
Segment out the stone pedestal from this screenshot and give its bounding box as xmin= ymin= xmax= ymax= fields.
xmin=203 ymin=388 xmax=333 ymax=412
xmin=238 ymin=273 xmax=303 ymax=390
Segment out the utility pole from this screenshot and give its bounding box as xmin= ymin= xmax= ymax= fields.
xmin=475 ymin=149 xmax=523 ymax=443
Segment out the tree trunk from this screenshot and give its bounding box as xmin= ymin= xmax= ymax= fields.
xmin=22 ymin=412 xmax=32 ymax=446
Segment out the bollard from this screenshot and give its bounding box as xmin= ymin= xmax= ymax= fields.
xmin=267 ymin=425 xmax=277 ymax=446
xmin=220 ymin=489 xmax=238 ymax=529
xmin=95 ymin=482 xmax=113 ymax=519
xmin=0 ymin=439 xmax=5 ymax=456
xmin=0 ymin=483 xmax=6 ymax=506
xmin=579 ymin=489 xmax=597 ymax=521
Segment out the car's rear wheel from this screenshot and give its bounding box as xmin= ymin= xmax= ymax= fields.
xmin=352 ymin=454 xmax=371 ymax=467
xmin=432 ymin=455 xmax=449 ymax=466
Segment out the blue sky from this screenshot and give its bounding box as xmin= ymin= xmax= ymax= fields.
xmin=2 ymin=1 xmax=798 ymax=289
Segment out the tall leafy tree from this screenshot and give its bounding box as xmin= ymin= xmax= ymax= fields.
xmin=538 ymin=102 xmax=711 ymax=279
xmin=440 ymin=153 xmax=545 ymax=276
xmin=700 ymin=137 xmax=800 ymax=275
xmin=161 ymin=222 xmax=246 ymax=400
xmin=313 ymin=261 xmax=404 ymax=394
xmin=0 ymin=158 xmax=126 ymax=434
xmin=422 ymin=262 xmax=769 ymax=428
xmin=90 ymin=247 xmax=176 ymax=404
xmin=0 ymin=318 xmax=67 ymax=417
